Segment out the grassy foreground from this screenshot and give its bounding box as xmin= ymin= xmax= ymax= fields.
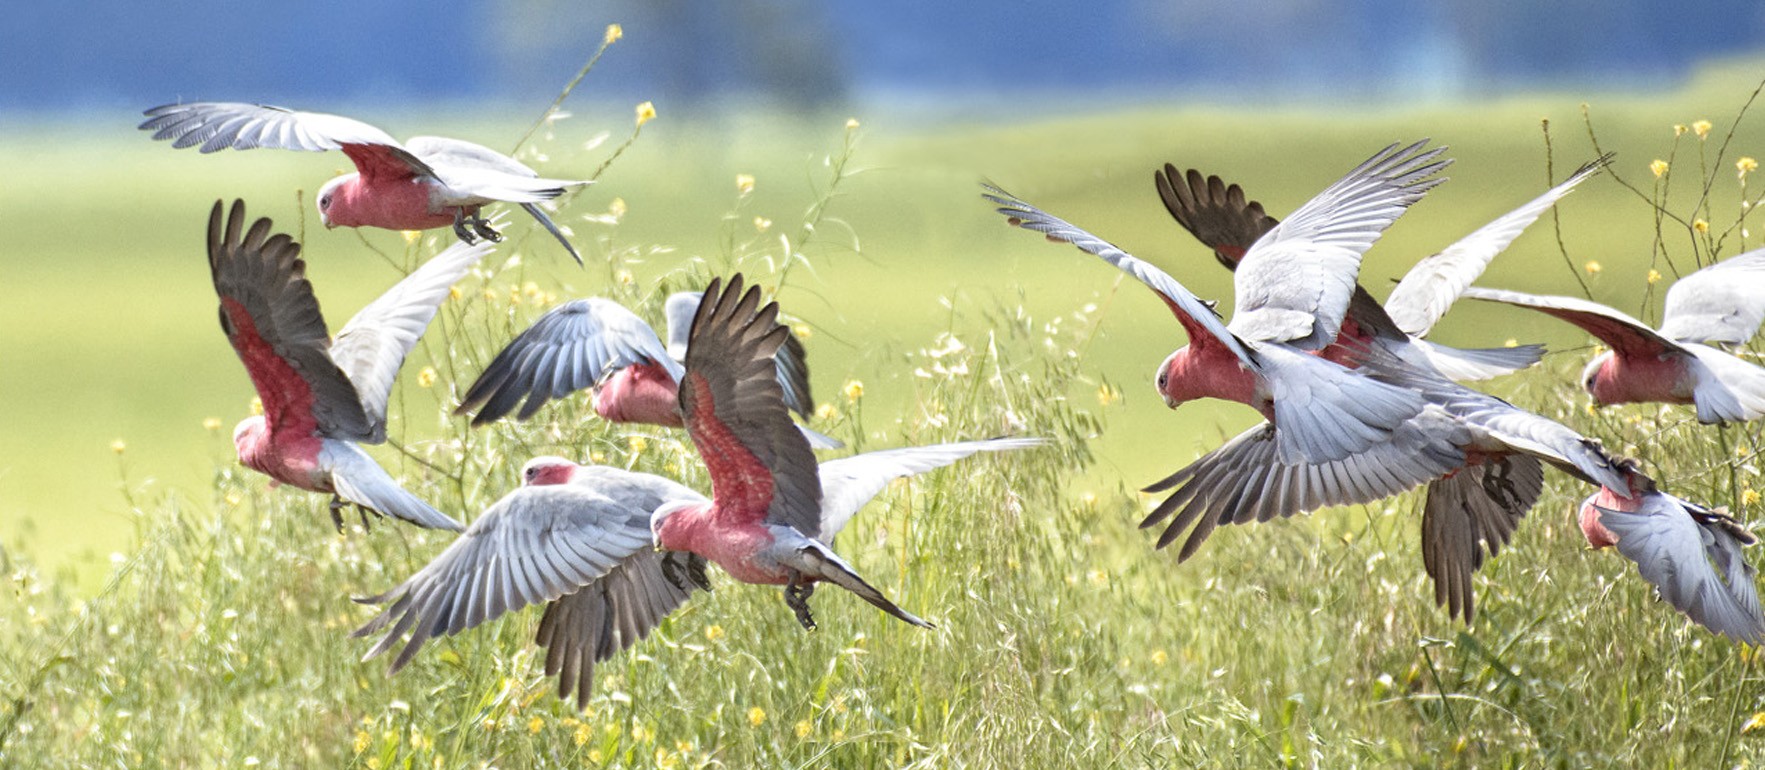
xmin=6 ymin=62 xmax=1765 ymax=766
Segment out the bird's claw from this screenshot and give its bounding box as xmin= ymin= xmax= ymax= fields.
xmin=469 ymin=217 xmax=504 ymax=243
xmin=661 ymin=555 xmax=688 ymax=592
xmin=785 ymin=576 xmax=817 ymax=632
xmin=327 ymin=497 xmax=374 ymax=534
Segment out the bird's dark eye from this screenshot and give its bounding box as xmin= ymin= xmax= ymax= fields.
xmin=318 ymin=194 xmax=331 ymax=210
xmin=1157 ymin=370 xmax=1168 ymax=389
xmin=524 ymin=466 xmax=537 ymax=481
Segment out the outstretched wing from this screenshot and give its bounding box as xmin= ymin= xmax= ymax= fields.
xmin=457 ymin=299 xmax=681 ymax=425
xmin=1420 ymin=455 xmax=1543 ymax=622
xmin=984 ymin=184 xmax=1258 ymax=369
xmin=352 ymin=484 xmax=657 ymax=673
xmin=1593 ymin=491 xmax=1765 ymax=644
xmin=140 ymin=102 xmax=430 ymax=182
xmin=1385 ymin=154 xmax=1609 ymax=337
xmin=1660 ymin=247 xmax=1765 ymax=345
xmin=1229 ymin=141 xmax=1450 ymax=349
xmin=815 ymin=437 xmax=1049 ymax=541
xmin=1139 ymin=409 xmax=1465 ymax=561
xmin=678 ymin=276 xmax=823 ymax=534
xmin=1154 ymin=165 xmax=1279 ymax=269
xmin=329 ymin=239 xmax=493 ymax=435
xmin=1460 ymin=287 xmax=1686 ymax=361
xmin=534 ymin=550 xmax=708 ymax=705
xmin=206 ymin=199 xmax=375 ymax=442
xmin=667 ymin=291 xmax=818 ymax=420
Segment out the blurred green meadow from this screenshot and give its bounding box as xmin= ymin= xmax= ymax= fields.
xmin=3 ymin=59 xmax=1765 ymax=766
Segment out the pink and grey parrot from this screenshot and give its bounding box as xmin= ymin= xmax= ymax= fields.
xmin=354 ymin=276 xmax=1043 ymax=703
xmin=141 ymin=102 xmax=587 ymax=264
xmin=207 ymin=199 xmax=486 ymax=532
xmin=1463 ymin=250 xmax=1765 ymax=423
xmin=454 ymin=290 xmax=842 ymax=448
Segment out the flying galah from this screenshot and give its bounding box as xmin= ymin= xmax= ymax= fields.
xmin=207 ymin=200 xmax=487 ymax=532
xmin=1464 ymin=249 xmax=1765 ymax=423
xmin=1580 ymin=476 xmax=1764 ymax=643
xmin=453 ymin=291 xmax=843 ymax=449
xmin=355 ymin=278 xmax=1044 ymax=702
xmin=140 ymin=102 xmax=587 ymax=264
xmin=985 ymin=143 xmax=1469 ymax=535
xmin=1154 ymin=153 xmax=1612 ymax=380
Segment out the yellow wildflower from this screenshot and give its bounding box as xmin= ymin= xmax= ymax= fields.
xmin=705 ymin=624 xmax=725 ymax=642
xmin=574 ymin=723 xmax=593 ymax=746
xmin=1502 ymin=338 xmax=1518 ymax=348
xmin=1674 ymin=124 xmax=1687 ymax=137
xmin=1150 ymin=649 xmax=1168 ymax=666
xmin=845 ymin=117 xmax=860 ymax=130
xmin=1650 ymin=159 xmax=1669 ymax=178
xmin=1695 ymin=219 xmax=1710 ymax=234
xmin=1745 ymin=712 xmax=1765 ymax=734
xmin=353 ymin=730 xmax=371 ymax=753
xmin=735 ymin=174 xmax=756 ymax=195
xmin=109 ymin=439 xmax=126 ymax=455
xmin=627 ymin=435 xmax=649 ymax=454
xmin=448 ymin=285 xmax=462 ymax=302
xmin=795 ymin=720 xmax=813 ymax=739
xmin=1694 ymin=119 xmax=1712 ymax=139
xmin=1583 ymin=260 xmax=1602 ymax=276
xmin=1647 ymin=269 xmax=1662 ymax=284
xmin=527 ymin=716 xmax=544 ymax=735
xmin=616 ymin=269 xmax=634 ymax=286
xmin=401 ymin=230 xmax=421 ymax=244
xmin=481 ymin=717 xmax=499 ymax=732
xmin=793 ymin=323 xmax=812 ymax=341
xmin=1096 ymin=383 xmax=1119 ymax=406
xmin=587 ymin=750 xmax=604 ymax=763
xmin=748 ymin=707 xmax=767 ymax=727
xmin=754 ymin=216 xmax=772 ymax=232
xmin=203 ymin=417 xmax=222 ymax=432
xmin=250 ymin=396 xmax=264 ymax=416
xmin=416 ymin=366 xmax=437 ymax=388
xmin=816 ymin=403 xmax=839 ymax=421
xmin=843 ymin=380 xmax=864 ymax=403
xmin=604 ymin=24 xmax=623 ymax=44
xmin=609 ymin=197 xmax=628 ymax=219
xmin=1741 ymin=157 xmax=1759 ymax=178
xmin=635 ymin=101 xmax=656 ymax=127
xmin=1744 ymin=488 xmax=1760 ymax=507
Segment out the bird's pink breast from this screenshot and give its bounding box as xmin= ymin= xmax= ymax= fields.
xmin=656 ymin=505 xmax=785 ymax=585
xmin=1579 ymin=486 xmax=1633 ymax=549
xmin=1590 ymin=353 xmax=1693 ymax=406
xmin=594 ymin=363 xmax=684 ymax=426
xmin=327 ymin=176 xmax=466 ymax=231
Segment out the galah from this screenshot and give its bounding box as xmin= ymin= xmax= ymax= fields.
xmin=140 ymin=102 xmax=587 ymax=264
xmin=1154 ymin=153 xmax=1612 ymax=380
xmin=454 ymin=290 xmax=842 ymax=448
xmin=1464 ymin=249 xmax=1765 ymax=423
xmin=353 ymin=282 xmax=1044 ymax=704
xmin=1580 ymin=477 xmax=1764 ymax=643
xmin=206 ymin=199 xmax=487 ymax=532
xmin=985 ymin=143 xmax=1468 ymax=549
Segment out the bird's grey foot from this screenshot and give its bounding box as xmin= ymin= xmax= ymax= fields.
xmin=468 ymin=216 xmax=504 ymax=243
xmin=329 ymin=497 xmax=347 ymax=534
xmin=785 ymin=574 xmax=818 ymax=631
xmin=356 ymin=506 xmax=375 ymax=533
xmin=1481 ymin=459 xmax=1521 ymax=509
xmin=450 ymin=210 xmax=481 ymax=245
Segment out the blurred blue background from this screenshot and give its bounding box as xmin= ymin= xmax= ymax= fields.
xmin=5 ymin=0 xmax=1762 ymax=118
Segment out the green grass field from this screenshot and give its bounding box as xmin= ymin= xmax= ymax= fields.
xmin=3 ymin=59 xmax=1765 ymax=766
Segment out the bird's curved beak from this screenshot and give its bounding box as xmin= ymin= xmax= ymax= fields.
xmin=1161 ymin=391 xmax=1177 ymax=409
xmin=319 ymin=212 xmax=335 ymax=230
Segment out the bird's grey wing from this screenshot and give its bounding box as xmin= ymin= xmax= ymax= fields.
xmin=534 ymin=550 xmax=708 ymax=705
xmin=1154 ymin=164 xmax=1280 ymax=270
xmin=984 ymin=184 xmax=1259 ymax=368
xmin=406 ymin=135 xmax=541 ymax=177
xmin=1685 ymin=343 xmax=1765 ymax=424
xmin=457 ymin=298 xmax=680 ymax=425
xmin=566 ymin=465 xmax=707 ymax=515
xmin=1386 ymin=154 xmax=1610 ymax=337
xmin=1594 ymin=492 xmax=1765 ymax=644
xmin=1140 ymin=410 xmax=1465 ymax=562
xmin=1408 ymin=338 xmax=1546 ymax=381
xmin=407 ymin=138 xmax=588 ymax=201
xmin=140 ymin=101 xmax=431 ymax=179
xmin=329 ymin=239 xmax=494 ymax=435
xmin=352 ymin=484 xmax=654 ymax=672
xmin=1229 ymin=141 xmax=1450 ymax=349
xmin=815 ymin=438 xmax=1049 ymax=541
xmin=1460 ymin=287 xmax=1687 ymax=360
xmin=1257 ymin=344 xmax=1447 ymax=466
xmin=662 ymin=292 xmax=703 ymax=361
xmin=1660 ymin=247 xmax=1765 ymax=345
xmin=679 ymin=276 xmax=824 ymax=536
xmin=206 ymin=199 xmax=375 ymax=442
xmin=325 ymin=442 xmax=464 ymax=532
xmin=1420 ymin=455 xmax=1543 ymax=622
